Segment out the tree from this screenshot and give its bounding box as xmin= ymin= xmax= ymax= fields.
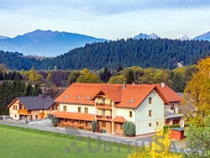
xmin=32 ymin=84 xmax=42 ymax=96
xmin=0 ymin=64 xmax=7 ymax=74
xmin=183 ymin=115 xmax=210 ymax=158
xmin=28 ymin=66 xmax=43 ymax=83
xmin=123 ymin=121 xmax=136 ymax=136
xmin=91 ymin=120 xmax=97 ymax=132
xmin=171 ymin=67 xmax=186 ymax=92
xmin=182 ymin=57 xmax=210 ymax=125
xmin=76 ymin=68 xmax=102 ymax=83
xmin=67 ymin=71 xmax=81 ymax=85
xmin=52 ymin=116 xmax=57 ymax=127
xmin=25 ymin=83 xmax=34 ymax=96
xmin=117 ymin=64 xmax=123 ymax=72
xmin=99 ymin=67 xmax=111 ymax=83
xmin=108 ymin=74 xmax=127 ymax=84
xmin=125 ymin=70 xmax=135 ymax=84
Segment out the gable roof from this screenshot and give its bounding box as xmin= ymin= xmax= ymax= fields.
xmin=55 ymin=83 xmax=156 ymax=109
xmin=55 ymin=83 xmax=181 ymax=109
xmin=155 ymin=83 xmax=181 ymax=104
xmin=8 ymin=95 xmax=54 ymax=110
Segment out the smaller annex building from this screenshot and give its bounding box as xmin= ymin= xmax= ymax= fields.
xmin=8 ymin=95 xmax=58 ymax=120
xmin=53 ymin=83 xmax=183 ymax=136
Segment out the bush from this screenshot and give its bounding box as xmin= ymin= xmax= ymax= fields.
xmin=52 ymin=116 xmax=57 ymax=127
xmin=91 ymin=120 xmax=97 ymax=132
xmin=163 ymin=124 xmax=180 ymax=133
xmin=123 ymin=121 xmax=136 ymax=136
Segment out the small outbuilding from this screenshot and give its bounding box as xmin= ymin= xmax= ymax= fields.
xmin=170 ymin=128 xmax=185 ymax=140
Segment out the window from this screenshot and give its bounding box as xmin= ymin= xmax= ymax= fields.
xmin=102 ymin=122 xmax=106 ymax=127
xmin=171 ymin=104 xmax=174 ymax=110
xmin=102 ymin=109 xmax=106 ymax=116
xmin=77 ymin=96 xmax=82 ymax=100
xmin=86 ymin=96 xmax=90 ymax=100
xmin=129 ymin=111 xmax=132 ymax=118
xmin=109 ymin=100 xmax=112 ymax=106
xmin=130 ymin=98 xmax=134 ymax=103
xmin=102 ymin=98 xmax=105 ymax=104
xmin=13 ymin=105 xmax=17 ymax=110
xmin=63 ymin=106 xmax=67 ymax=111
xmin=149 ymin=97 xmax=152 ymax=104
xmin=149 ymin=123 xmax=152 ymax=127
xmin=64 ymin=95 xmax=69 ymax=99
xmin=78 ymin=107 xmax=81 ymax=113
xmin=84 ymin=107 xmax=88 ymax=114
xmin=149 ymin=110 xmax=152 ymax=117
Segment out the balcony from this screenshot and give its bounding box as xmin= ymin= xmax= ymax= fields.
xmin=18 ymin=110 xmax=31 ymax=115
xmin=96 ymin=103 xmax=112 ymax=110
xmin=95 ymin=115 xmax=112 ymax=121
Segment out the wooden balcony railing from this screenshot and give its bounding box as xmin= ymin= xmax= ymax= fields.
xmin=18 ymin=109 xmax=31 ymax=115
xmin=96 ymin=103 xmax=112 ymax=110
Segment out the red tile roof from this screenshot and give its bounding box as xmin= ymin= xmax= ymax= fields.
xmin=52 ymin=111 xmax=95 ymax=121
xmin=113 ymin=116 xmax=126 ymax=123
xmin=55 ymin=83 xmax=180 ymax=109
xmin=155 ymin=83 xmax=181 ymax=104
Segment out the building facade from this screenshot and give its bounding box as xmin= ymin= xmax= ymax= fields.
xmin=53 ymin=83 xmax=182 ymax=136
xmin=8 ymin=95 xmax=58 ymax=121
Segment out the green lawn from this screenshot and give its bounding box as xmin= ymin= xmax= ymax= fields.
xmin=0 ymin=125 xmax=132 ymax=158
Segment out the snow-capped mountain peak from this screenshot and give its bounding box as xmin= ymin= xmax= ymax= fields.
xmin=176 ymin=34 xmax=191 ymax=41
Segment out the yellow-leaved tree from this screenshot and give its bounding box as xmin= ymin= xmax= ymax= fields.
xmin=128 ymin=125 xmax=182 ymax=158
xmin=182 ymin=56 xmax=210 ymax=125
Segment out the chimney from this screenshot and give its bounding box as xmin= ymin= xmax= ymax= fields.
xmin=123 ymin=82 xmax=126 ymax=89
xmin=161 ymin=82 xmax=165 ymax=88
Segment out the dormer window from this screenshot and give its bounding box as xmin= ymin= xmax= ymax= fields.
xmin=77 ymin=96 xmax=82 ymax=100
xmin=64 ymin=95 xmax=69 ymax=99
xmin=130 ymin=98 xmax=134 ymax=103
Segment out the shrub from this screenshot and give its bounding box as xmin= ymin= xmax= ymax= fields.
xmin=91 ymin=120 xmax=97 ymax=132
xmin=123 ymin=121 xmax=136 ymax=136
xmin=163 ymin=124 xmax=180 ymax=133
xmin=52 ymin=116 xmax=57 ymax=127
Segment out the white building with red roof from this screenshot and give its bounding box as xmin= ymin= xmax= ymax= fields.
xmin=53 ymin=83 xmax=183 ymax=136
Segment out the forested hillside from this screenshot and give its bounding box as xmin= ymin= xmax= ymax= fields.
xmin=0 ymin=51 xmax=41 ymax=70
xmin=1 ymin=38 xmax=210 ymax=70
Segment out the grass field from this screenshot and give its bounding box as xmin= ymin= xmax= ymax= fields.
xmin=0 ymin=125 xmax=133 ymax=158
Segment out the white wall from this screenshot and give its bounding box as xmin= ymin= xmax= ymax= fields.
xmin=135 ymin=90 xmax=165 ymax=135
xmin=59 ymin=103 xmax=95 ymax=114
xmin=115 ymin=108 xmax=135 ymax=122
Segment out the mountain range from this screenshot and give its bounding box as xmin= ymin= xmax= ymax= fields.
xmin=0 ymin=29 xmax=210 ymax=57
xmin=0 ymin=29 xmax=106 ymax=57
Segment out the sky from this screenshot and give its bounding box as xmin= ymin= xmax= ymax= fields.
xmin=0 ymin=0 xmax=210 ymax=40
